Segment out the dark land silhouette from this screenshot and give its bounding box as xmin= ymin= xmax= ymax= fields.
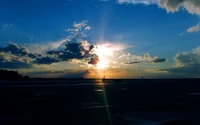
xmin=0 ymin=69 xmax=30 ymax=80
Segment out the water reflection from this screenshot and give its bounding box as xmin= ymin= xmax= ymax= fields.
xmin=93 ymin=89 xmax=103 ymax=92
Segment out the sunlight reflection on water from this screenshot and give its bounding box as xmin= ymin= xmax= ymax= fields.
xmin=93 ymin=89 xmax=103 ymax=92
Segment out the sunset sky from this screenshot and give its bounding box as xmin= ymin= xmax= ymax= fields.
xmin=0 ymin=0 xmax=200 ymax=78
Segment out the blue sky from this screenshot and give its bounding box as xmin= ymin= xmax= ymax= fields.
xmin=0 ymin=0 xmax=200 ymax=78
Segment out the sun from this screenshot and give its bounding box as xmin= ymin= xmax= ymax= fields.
xmin=94 ymin=44 xmax=114 ymax=69
xmin=96 ymin=60 xmax=109 ymax=69
xmin=89 ymin=43 xmax=122 ymax=69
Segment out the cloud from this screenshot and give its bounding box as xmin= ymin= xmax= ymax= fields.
xmin=85 ymin=26 xmax=91 ymax=30
xmin=144 ymin=53 xmax=153 ymax=61
xmin=118 ymin=0 xmax=200 ymax=15
xmin=124 ymin=61 xmax=141 ymax=64
xmin=187 ymin=23 xmax=200 ymax=33
xmin=117 ymin=0 xmax=200 ymax=36
xmin=160 ymin=47 xmax=200 ymax=77
xmin=159 ymin=0 xmax=200 ymax=15
xmin=47 ymin=41 xmax=98 ymax=64
xmin=174 ymin=48 xmax=200 ymax=66
xmin=122 ymin=53 xmax=167 ymax=64
xmin=0 ymin=21 xmax=98 ymax=68
xmin=43 ymin=20 xmax=99 ymax=65
xmin=88 ymin=58 xmax=99 ymax=65
xmin=0 ymin=52 xmax=33 ymax=69
xmin=66 ymin=20 xmax=91 ymax=38
xmin=33 ymin=56 xmax=60 ymax=65
xmin=73 ymin=20 xmax=88 ymax=29
xmin=0 ymin=20 xmax=168 ymax=77
xmin=28 ymin=53 xmax=37 ymax=58
xmin=118 ymin=53 xmax=168 ymax=65
xmin=47 ymin=50 xmax=63 ymax=55
xmin=152 ymin=57 xmax=167 ymax=63
xmin=48 ymin=38 xmax=70 ymax=50
xmin=0 ymin=43 xmax=41 ymax=60
xmin=124 ymin=58 xmax=167 ymax=64
xmin=0 ymin=43 xmax=29 ymax=56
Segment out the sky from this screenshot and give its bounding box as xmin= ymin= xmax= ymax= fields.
xmin=0 ymin=0 xmax=200 ymax=78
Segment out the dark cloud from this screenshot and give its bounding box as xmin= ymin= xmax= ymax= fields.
xmin=20 ymin=21 xmax=98 ymax=66
xmin=160 ymin=48 xmax=200 ymax=77
xmin=124 ymin=58 xmax=167 ymax=64
xmin=0 ymin=43 xmax=29 ymax=56
xmin=46 ymin=41 xmax=98 ymax=65
xmin=47 ymin=50 xmax=63 ymax=55
xmin=0 ymin=43 xmax=42 ymax=59
xmin=88 ymin=58 xmax=99 ymax=65
xmin=160 ymin=65 xmax=200 ymax=74
xmin=0 ymin=40 xmax=98 ymax=67
xmin=152 ymin=58 xmax=167 ymax=63
xmin=89 ymin=45 xmax=94 ymax=51
xmin=28 ymin=53 xmax=37 ymax=58
xmin=124 ymin=61 xmax=141 ymax=64
xmin=38 ymin=54 xmax=42 ymax=57
xmin=33 ymin=57 xmax=60 ymax=65
xmin=63 ymin=42 xmax=85 ymax=56
xmin=58 ymin=52 xmax=82 ymax=61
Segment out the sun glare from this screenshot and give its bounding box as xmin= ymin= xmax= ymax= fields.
xmin=96 ymin=60 xmax=109 ymax=69
xmin=89 ymin=43 xmax=123 ymax=69
xmin=96 ymin=44 xmax=113 ymax=57
xmin=94 ymin=44 xmax=114 ymax=69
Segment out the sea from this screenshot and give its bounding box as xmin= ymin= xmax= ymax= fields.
xmin=0 ymin=79 xmax=200 ymax=125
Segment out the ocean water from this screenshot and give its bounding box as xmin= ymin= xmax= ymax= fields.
xmin=0 ymin=79 xmax=200 ymax=125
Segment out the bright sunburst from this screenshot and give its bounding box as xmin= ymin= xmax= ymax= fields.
xmin=96 ymin=60 xmax=109 ymax=69
xmin=94 ymin=44 xmax=114 ymax=69
xmin=88 ymin=43 xmax=124 ymax=69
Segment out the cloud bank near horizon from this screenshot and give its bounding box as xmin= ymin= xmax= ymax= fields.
xmin=118 ymin=0 xmax=200 ymax=16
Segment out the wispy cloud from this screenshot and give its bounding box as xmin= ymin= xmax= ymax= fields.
xmin=187 ymin=23 xmax=200 ymax=33
xmin=119 ymin=52 xmax=167 ymax=65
